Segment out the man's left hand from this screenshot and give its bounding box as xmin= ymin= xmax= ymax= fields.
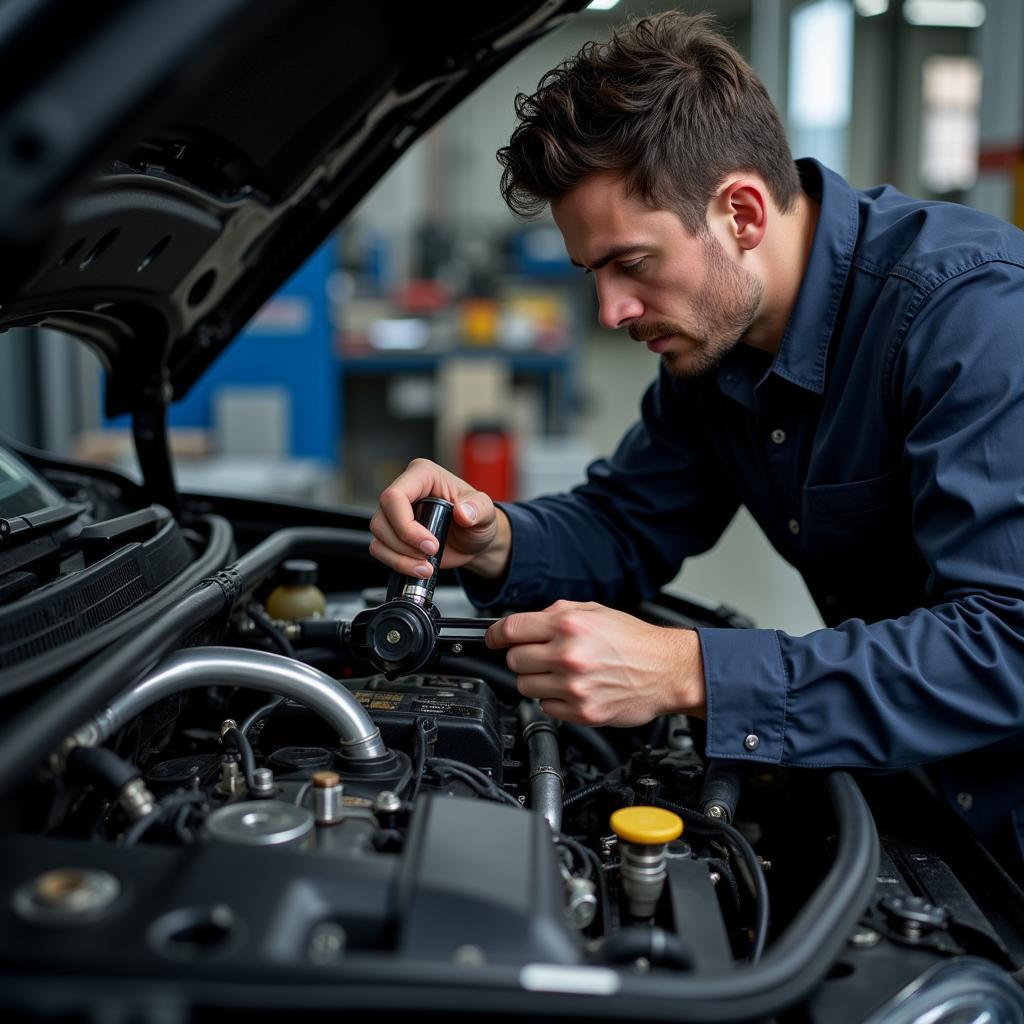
xmin=485 ymin=600 xmax=706 ymax=726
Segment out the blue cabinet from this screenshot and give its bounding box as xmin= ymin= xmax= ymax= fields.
xmin=165 ymin=241 xmax=338 ymax=464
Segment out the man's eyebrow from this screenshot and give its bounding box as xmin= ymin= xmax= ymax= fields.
xmin=569 ymin=244 xmax=647 ymax=271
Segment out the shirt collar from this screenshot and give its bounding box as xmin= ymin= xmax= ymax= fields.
xmin=765 ymin=158 xmax=860 ymax=396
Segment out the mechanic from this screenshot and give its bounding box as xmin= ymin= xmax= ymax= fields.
xmin=369 ymin=12 xmax=1024 ymax=861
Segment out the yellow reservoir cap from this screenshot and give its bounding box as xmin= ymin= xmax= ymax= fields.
xmin=610 ymin=806 xmax=683 ymax=845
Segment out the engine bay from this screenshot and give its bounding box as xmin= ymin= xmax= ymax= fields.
xmin=2 ymin=477 xmax=1024 ymax=1022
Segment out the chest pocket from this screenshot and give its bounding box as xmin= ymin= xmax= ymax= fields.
xmin=802 ymin=469 xmax=901 ymax=554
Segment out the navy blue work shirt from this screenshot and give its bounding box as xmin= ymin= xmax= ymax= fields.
xmin=462 ymin=159 xmax=1024 ymax=839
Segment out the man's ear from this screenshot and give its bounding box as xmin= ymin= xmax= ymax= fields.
xmin=713 ymin=180 xmax=767 ymax=251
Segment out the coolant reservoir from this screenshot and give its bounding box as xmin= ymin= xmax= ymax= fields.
xmin=265 ymin=559 xmax=327 ymax=621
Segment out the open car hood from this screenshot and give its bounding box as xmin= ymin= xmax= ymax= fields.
xmin=0 ymin=0 xmax=585 ymax=417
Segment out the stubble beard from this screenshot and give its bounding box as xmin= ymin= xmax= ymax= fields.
xmin=653 ymin=234 xmax=764 ymax=379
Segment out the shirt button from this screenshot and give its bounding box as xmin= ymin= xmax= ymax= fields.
xmin=788 ymin=519 xmax=801 ymax=535
xmin=744 ymin=733 xmax=760 ymax=751
xmin=770 ymin=428 xmax=787 ymax=444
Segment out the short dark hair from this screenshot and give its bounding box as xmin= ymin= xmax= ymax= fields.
xmin=497 ymin=11 xmax=801 ymax=232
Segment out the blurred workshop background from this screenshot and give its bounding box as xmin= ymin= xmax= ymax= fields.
xmin=1 ymin=0 xmax=1019 ymax=634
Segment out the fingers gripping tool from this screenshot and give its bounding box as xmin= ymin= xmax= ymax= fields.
xmin=349 ymin=498 xmax=497 ymax=678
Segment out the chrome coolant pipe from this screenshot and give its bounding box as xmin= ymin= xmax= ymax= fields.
xmin=69 ymin=647 xmax=387 ymax=760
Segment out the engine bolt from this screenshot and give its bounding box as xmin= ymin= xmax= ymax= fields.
xmin=705 ymin=804 xmax=726 ymax=819
xmin=386 ymin=629 xmax=401 ymax=644
xmin=250 ymin=767 xmax=275 ymax=798
xmin=375 ymin=790 xmax=402 ymax=815
xmin=451 ymin=642 xmax=464 ymax=655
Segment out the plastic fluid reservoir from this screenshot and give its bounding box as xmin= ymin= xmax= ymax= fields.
xmin=265 ymin=559 xmax=327 ymax=620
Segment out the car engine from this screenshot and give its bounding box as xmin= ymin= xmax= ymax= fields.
xmin=2 ymin=482 xmax=1024 ymax=1023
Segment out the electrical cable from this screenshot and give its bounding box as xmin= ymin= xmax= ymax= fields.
xmin=409 ymin=717 xmax=434 ymax=801
xmin=426 ymin=756 xmax=521 ymax=808
xmin=562 ymin=779 xmax=606 ymax=810
xmin=554 ymin=834 xmax=594 ymax=879
xmin=655 ymin=796 xmax=770 ymax=963
xmin=220 ymin=725 xmax=257 ymax=790
xmin=247 ymin=603 xmax=295 ymax=657
xmin=121 ymin=790 xmax=207 ymax=846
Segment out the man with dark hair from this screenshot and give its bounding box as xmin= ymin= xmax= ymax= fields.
xmin=370 ymin=12 xmax=1024 ymax=855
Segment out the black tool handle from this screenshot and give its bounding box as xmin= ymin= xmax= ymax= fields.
xmin=385 ymin=497 xmax=454 ymax=605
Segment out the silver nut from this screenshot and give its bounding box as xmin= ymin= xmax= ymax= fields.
xmin=705 ymin=803 xmax=726 ymax=819
xmin=386 ymin=629 xmax=401 ymax=645
xmin=375 ymin=790 xmax=401 ymax=814
xmin=250 ymin=767 xmax=275 ymax=797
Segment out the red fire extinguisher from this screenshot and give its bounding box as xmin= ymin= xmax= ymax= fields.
xmin=459 ymin=422 xmax=516 ymax=502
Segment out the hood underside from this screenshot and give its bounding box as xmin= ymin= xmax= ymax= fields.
xmin=0 ymin=0 xmax=584 ymax=416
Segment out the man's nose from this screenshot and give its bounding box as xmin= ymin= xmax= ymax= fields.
xmin=596 ymin=278 xmax=643 ymax=330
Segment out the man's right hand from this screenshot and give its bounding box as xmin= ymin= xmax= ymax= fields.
xmin=369 ymin=458 xmax=512 ymax=580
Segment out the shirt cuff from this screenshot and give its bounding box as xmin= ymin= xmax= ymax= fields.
xmin=697 ymin=627 xmax=790 ymax=764
xmin=457 ymin=502 xmax=550 ymax=612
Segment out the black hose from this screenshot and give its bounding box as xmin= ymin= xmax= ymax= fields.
xmin=221 ymin=726 xmax=257 ymax=790
xmin=518 ymin=700 xmax=563 ymax=831
xmin=596 ymin=927 xmax=695 ymax=970
xmin=247 ymin=603 xmax=295 ymax=657
xmin=699 ymin=759 xmax=746 ymax=822
xmin=655 ymin=796 xmax=770 ymax=963
xmin=64 ymin=745 xmax=139 ymax=797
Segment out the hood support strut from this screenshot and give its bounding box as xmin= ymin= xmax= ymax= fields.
xmin=131 ymin=369 xmax=180 ymax=519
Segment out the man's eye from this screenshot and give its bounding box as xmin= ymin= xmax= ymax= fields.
xmin=621 ymin=259 xmax=647 ymax=274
